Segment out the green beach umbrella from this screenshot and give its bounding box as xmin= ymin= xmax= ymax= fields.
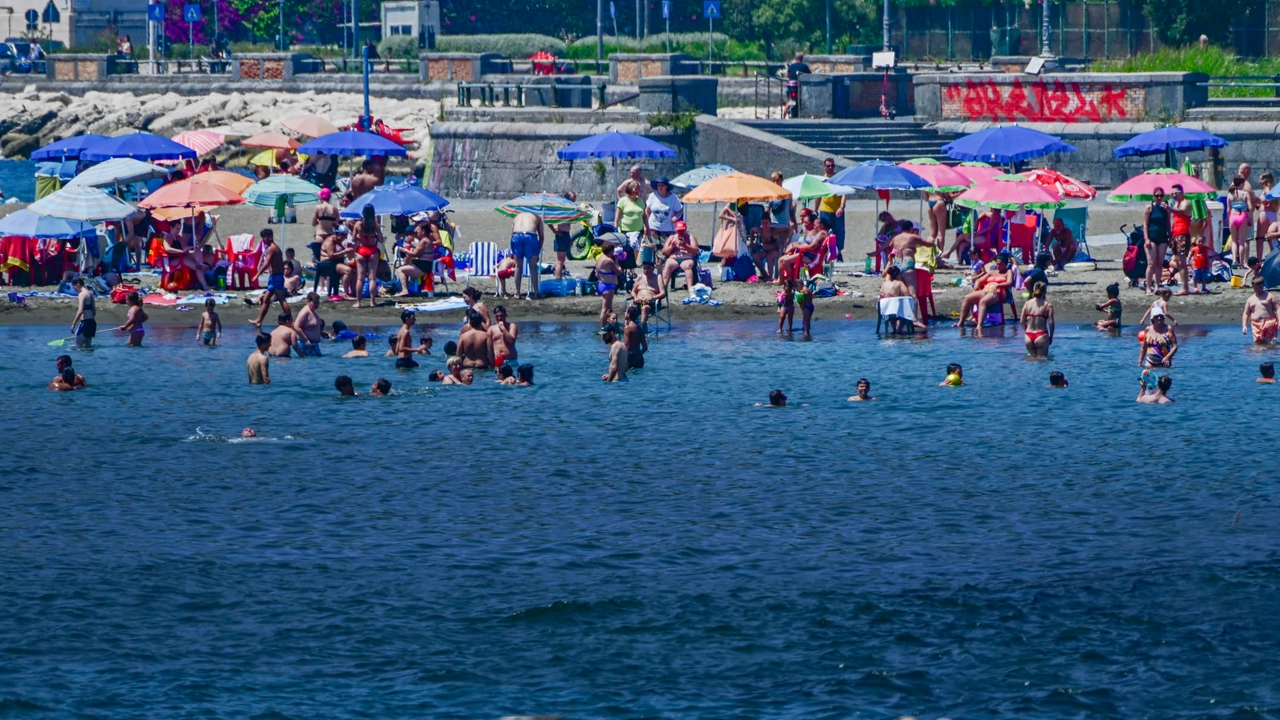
xmin=782 ymin=173 xmax=844 ymax=200
xmin=243 ymin=175 xmax=323 ymax=208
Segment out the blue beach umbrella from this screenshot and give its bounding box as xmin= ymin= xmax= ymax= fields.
xmin=30 ymin=134 xmax=108 ymax=161
xmin=296 ymin=131 xmax=408 ymax=157
xmin=942 ymin=125 xmax=1076 ymax=165
xmin=827 ymin=160 xmax=931 ymax=190
xmin=339 ymin=183 xmax=450 ymax=219
xmin=1114 ymin=127 xmax=1228 ymax=158
xmin=80 ymin=132 xmax=199 ymax=162
xmin=556 ymin=131 xmax=677 ymax=161
xmin=0 ymin=209 xmax=97 ymax=239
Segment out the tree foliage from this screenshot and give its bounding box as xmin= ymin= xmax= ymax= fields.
xmin=1139 ymin=0 xmax=1246 ymax=46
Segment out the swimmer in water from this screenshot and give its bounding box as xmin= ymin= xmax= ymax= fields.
xmin=335 ymin=375 xmax=357 ymax=396
xmin=371 ymin=378 xmax=391 ymax=396
xmin=48 ymin=367 xmax=83 ymax=391
xmin=767 ymin=389 xmax=787 ymax=407
xmin=516 ymin=364 xmax=534 ymax=386
xmin=343 ymin=335 xmax=370 ymax=358
xmin=939 ymin=363 xmax=964 ymax=386
xmin=497 ymin=364 xmax=517 ymax=385
xmin=196 ymin=298 xmax=222 ymax=345
xmin=1259 ymin=362 xmax=1276 ymax=384
xmin=394 ymin=310 xmax=419 ymax=369
xmin=848 ymin=378 xmax=874 ymax=401
xmin=241 ymin=428 xmax=257 ymax=438
xmin=1137 ymin=374 xmax=1174 ymax=404
xmin=247 ymin=333 xmax=271 ymax=384
xmin=1049 ymin=371 xmax=1068 ymax=388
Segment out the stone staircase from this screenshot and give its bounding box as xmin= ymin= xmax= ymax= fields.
xmin=741 ymin=118 xmax=961 ymax=164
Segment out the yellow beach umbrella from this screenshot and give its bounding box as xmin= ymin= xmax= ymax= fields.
xmin=682 ymin=172 xmax=792 ymax=203
xmin=248 ymin=149 xmax=278 ymax=167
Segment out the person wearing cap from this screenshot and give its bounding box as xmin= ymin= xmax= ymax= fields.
xmin=661 ymin=219 xmax=700 ymax=295
xmin=644 ymin=176 xmax=684 ymax=249
xmin=312 ymin=187 xmax=340 ymax=241
xmin=1243 ymin=275 xmax=1279 ymax=344
xmin=616 ymin=165 xmax=651 ymax=201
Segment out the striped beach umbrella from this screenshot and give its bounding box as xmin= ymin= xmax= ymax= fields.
xmin=954 ymin=173 xmax=1066 ymax=211
xmin=495 ymin=193 xmax=590 ymax=222
xmin=65 ymin=158 xmax=170 ymax=188
xmin=0 ymin=209 xmax=97 ymax=239
xmin=171 ymin=130 xmax=225 ymax=157
xmin=28 ymin=185 xmax=137 ymax=222
xmin=243 ymin=175 xmax=323 ymax=208
xmin=783 ymin=173 xmax=847 ymax=200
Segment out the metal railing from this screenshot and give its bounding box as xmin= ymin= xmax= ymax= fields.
xmin=456 ymin=81 xmax=605 ymax=108
xmin=753 ymin=72 xmax=787 ymax=119
xmin=317 ymin=57 xmax=418 ymax=74
xmin=1200 ymin=75 xmax=1280 ymax=99
xmin=686 ymin=59 xmax=785 ymax=77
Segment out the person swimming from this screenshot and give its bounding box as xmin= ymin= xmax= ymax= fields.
xmin=940 ymin=363 xmax=964 ymax=386
xmin=1049 ymin=371 xmax=1068 ymax=388
xmin=1260 ymin=362 xmax=1276 ymax=384
xmin=848 ymin=378 xmax=874 ymax=401
xmin=768 ymin=389 xmax=787 ymax=407
xmin=335 ymin=375 xmax=357 ymax=396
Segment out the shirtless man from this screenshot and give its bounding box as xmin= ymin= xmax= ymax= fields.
xmin=630 ymin=259 xmax=667 ymax=324
xmin=509 ymin=210 xmax=544 ymax=299
xmin=1243 ymin=276 xmax=1279 ymax=344
xmin=247 ymin=333 xmax=271 ymax=384
xmin=69 ymin=277 xmax=97 ymax=347
xmin=349 ymin=161 xmax=380 ymax=201
xmin=343 ymin=334 xmax=370 ymax=358
xmin=394 ymin=310 xmax=419 ymax=369
xmin=251 ymin=229 xmax=290 ymax=327
xmin=293 ymin=292 xmax=324 ymax=355
xmin=616 ymin=164 xmax=651 ymax=201
xmin=50 ymin=355 xmax=87 ymax=390
xmin=268 ymin=313 xmax=306 ymax=358
xmin=602 ymin=328 xmax=628 ymax=382
xmin=623 ymin=304 xmax=646 ymax=370
xmin=458 ymin=308 xmax=495 ymax=370
xmin=316 ymin=228 xmax=351 ymax=299
xmin=312 ymin=188 xmax=340 ymax=240
xmin=489 ymin=305 xmax=518 ymax=364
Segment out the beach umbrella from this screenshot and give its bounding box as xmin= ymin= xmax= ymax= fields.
xmin=1108 ymin=168 xmax=1217 ymax=202
xmin=30 ymin=134 xmax=108 ymax=161
xmin=780 ymin=173 xmax=845 ymax=200
xmin=827 ymin=161 xmax=930 ymax=190
xmin=282 ymin=115 xmax=339 ymax=138
xmin=195 ymin=170 xmax=255 ymax=195
xmin=952 ymin=161 xmax=1004 ymax=185
xmin=339 ymin=182 xmax=449 ymax=219
xmin=248 ymin=149 xmax=279 ymax=168
xmin=898 ymin=159 xmax=972 ymax=192
xmin=556 ymin=131 xmax=677 ymax=160
xmin=0 ymin=209 xmax=97 ymax=239
xmin=28 ymin=185 xmax=137 ymax=222
xmin=64 ymin=157 xmax=170 ymax=188
xmin=138 ymin=179 xmax=245 ymax=209
xmin=171 ymin=130 xmax=225 ymax=157
xmin=1021 ymin=168 xmax=1097 ymax=200
xmin=942 ymin=125 xmax=1076 ymax=165
xmin=241 ymin=132 xmax=301 ymax=150
xmin=669 ymin=164 xmax=735 ymax=191
xmin=954 ymin=174 xmax=1065 ymax=211
xmin=297 ymin=130 xmax=407 ymax=157
xmin=243 ymin=175 xmax=324 ymax=208
xmin=682 ymin=173 xmax=791 ymax=203
xmin=80 ymin=132 xmax=199 ymax=162
xmin=495 ymin=193 xmax=590 ymax=222
xmin=1114 ymin=127 xmax=1227 ymax=159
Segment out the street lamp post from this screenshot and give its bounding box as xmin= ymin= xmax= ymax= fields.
xmin=278 ymin=0 xmax=284 ymax=50
xmin=882 ymin=0 xmax=890 ymax=51
xmin=1041 ymin=0 xmax=1051 ymax=55
xmin=825 ymin=0 xmax=831 ymax=54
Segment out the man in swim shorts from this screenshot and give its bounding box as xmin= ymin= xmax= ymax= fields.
xmin=489 ymin=305 xmax=518 ymax=364
xmin=248 ymin=333 xmax=271 ymax=384
xmin=630 ymin=260 xmax=667 ymax=324
xmin=1243 ymin=276 xmax=1279 ymax=344
xmin=394 ymin=310 xmax=420 ymax=369
xmin=509 ymin=210 xmax=544 ymax=299
xmin=69 ymin=277 xmax=96 ymax=347
xmin=251 ymin=229 xmax=290 ymax=327
xmin=552 ymin=191 xmax=577 ymax=280
xmin=293 ymin=292 xmax=324 ymax=355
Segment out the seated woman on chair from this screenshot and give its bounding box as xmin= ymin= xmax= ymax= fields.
xmin=660 ymin=220 xmax=700 ymax=294
xmin=162 ymin=224 xmax=210 ymax=291
xmin=394 ymin=222 xmax=439 ymax=297
xmin=779 ymin=211 xmax=828 ymax=283
xmin=955 ymin=252 xmax=1014 ymax=327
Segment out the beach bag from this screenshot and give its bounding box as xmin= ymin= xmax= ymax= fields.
xmin=731 ymin=253 xmax=755 ymax=282
xmin=1122 ymin=245 xmax=1141 ymax=276
xmin=110 ymin=284 xmax=138 ymax=303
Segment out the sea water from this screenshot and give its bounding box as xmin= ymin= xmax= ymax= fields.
xmin=1 ymin=319 xmax=1277 ymax=719
xmin=0 ymin=159 xmax=38 ymax=203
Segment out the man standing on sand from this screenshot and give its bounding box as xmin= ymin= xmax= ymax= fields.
xmin=510 ymin=210 xmax=544 ymax=300
xmin=293 ymin=292 xmax=324 ymax=355
xmin=616 ymin=165 xmax=651 ymax=201
xmin=458 ymin=308 xmax=495 ymax=370
xmin=268 ymin=313 xmax=306 ymax=358
xmin=251 ymin=229 xmax=289 ymax=327
xmin=1169 ymin=184 xmax=1194 ymax=296
xmin=489 ymin=305 xmax=518 ymax=365
xmin=69 ymin=277 xmax=96 ymax=347
xmin=819 ymin=157 xmax=847 ymax=260
xmin=552 ymin=192 xmax=576 ymax=280
xmin=348 ymin=160 xmax=380 ymax=201
xmin=1243 ymin=276 xmax=1279 ymax=344
xmin=248 ymin=333 xmax=271 ymax=384
xmin=602 ymin=327 xmax=628 ymax=382
xmin=394 ymin=310 xmax=419 ymax=369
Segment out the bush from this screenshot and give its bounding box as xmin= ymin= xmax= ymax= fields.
xmin=1094 ymin=46 xmax=1280 ymax=98
xmin=434 ymin=33 xmax=565 ymax=57
xmin=563 ymin=33 xmax=763 ymax=61
xmin=378 ymin=35 xmax=419 ymax=60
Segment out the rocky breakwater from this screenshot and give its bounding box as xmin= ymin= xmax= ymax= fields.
xmin=0 ymin=86 xmax=442 ymax=164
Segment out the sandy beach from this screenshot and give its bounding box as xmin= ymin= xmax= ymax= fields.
xmin=0 ymin=197 xmax=1253 ymax=328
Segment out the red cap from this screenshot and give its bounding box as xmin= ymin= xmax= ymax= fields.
xmin=673 ymin=220 xmax=687 ymax=231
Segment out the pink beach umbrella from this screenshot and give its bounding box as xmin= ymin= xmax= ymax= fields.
xmin=897 ymin=159 xmax=972 ymax=192
xmin=952 ymin=161 xmax=1003 ymax=185
xmin=170 ymin=130 xmax=225 ymax=157
xmin=1107 ymin=168 xmax=1217 ymax=202
xmin=1021 ymin=167 xmax=1097 ymax=200
xmin=954 ymin=173 xmax=1065 ymax=211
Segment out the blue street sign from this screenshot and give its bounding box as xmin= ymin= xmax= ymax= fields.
xmin=182 ymin=3 xmax=200 ymax=22
xmin=147 ymin=2 xmax=164 ymax=21
xmin=609 ymin=0 xmax=615 ymax=18
xmin=661 ymin=0 xmax=670 ymax=18
xmin=703 ymin=0 xmax=720 ymax=19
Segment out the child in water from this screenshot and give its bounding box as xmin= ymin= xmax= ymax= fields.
xmin=939 ymin=363 xmax=964 ymax=386
xmin=196 ymin=298 xmax=222 ymax=345
xmin=117 ymin=291 xmax=148 ymax=346
xmin=1259 ymin=362 xmax=1276 ymax=384
xmin=1095 ymin=282 xmax=1122 ymax=331
xmin=777 ymin=279 xmax=795 ymax=334
xmin=1139 ymin=287 xmax=1176 ymax=327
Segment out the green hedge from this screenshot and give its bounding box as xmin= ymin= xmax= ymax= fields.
xmin=1094 ymin=46 xmax=1280 ymax=97
xmin=434 ymin=34 xmax=566 ymax=56
xmin=563 ymin=33 xmax=764 ymax=61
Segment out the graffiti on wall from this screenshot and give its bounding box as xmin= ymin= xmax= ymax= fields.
xmin=941 ymin=77 xmax=1143 ymax=123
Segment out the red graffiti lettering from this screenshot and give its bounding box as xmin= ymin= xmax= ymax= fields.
xmin=946 ymin=78 xmax=1130 ymax=123
xmin=1100 ymin=85 xmax=1129 ymax=119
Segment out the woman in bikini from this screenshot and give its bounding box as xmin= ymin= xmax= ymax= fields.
xmin=954 ymin=254 xmax=1013 ymax=327
xmin=393 ymin=223 xmax=438 ymax=297
xmin=1227 ymin=175 xmax=1253 ymax=266
xmin=1020 ymin=281 xmax=1054 ymax=357
xmin=1139 ymin=312 xmax=1179 ymax=368
xmin=1142 ymin=187 xmax=1171 ymax=295
xmin=595 ymin=241 xmax=620 ymax=328
xmin=117 ymin=291 xmax=148 ymax=346
xmin=351 ymin=205 xmax=384 ymax=309
xmin=1256 ymin=171 xmax=1278 ymax=259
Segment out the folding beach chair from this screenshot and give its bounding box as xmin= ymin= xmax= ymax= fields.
xmin=223 ymin=233 xmax=262 ymax=289
xmin=1053 ymin=207 xmax=1092 ymax=261
xmin=464 ymin=241 xmax=498 ymax=290
xmin=877 ymin=295 xmax=918 ymax=335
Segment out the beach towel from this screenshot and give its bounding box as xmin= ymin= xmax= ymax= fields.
xmin=879 ymin=296 xmax=917 ymax=322
xmin=395 ymin=297 xmax=468 ymax=313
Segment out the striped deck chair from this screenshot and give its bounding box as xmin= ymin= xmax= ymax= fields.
xmin=464 ymin=241 xmax=498 ymax=290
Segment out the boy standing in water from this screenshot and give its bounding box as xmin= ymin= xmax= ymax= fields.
xmin=197 ymin=298 xmax=222 ymax=345
xmin=394 ymin=311 xmax=419 ymax=369
xmin=601 ymin=328 xmax=628 ymax=382
xmin=1258 ymin=362 xmax=1276 ymax=384
xmin=247 ymin=334 xmax=271 ymax=384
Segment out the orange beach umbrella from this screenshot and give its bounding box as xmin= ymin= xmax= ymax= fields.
xmin=139 ymin=179 xmax=245 ymax=209
xmin=682 ymin=172 xmax=792 ymax=203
